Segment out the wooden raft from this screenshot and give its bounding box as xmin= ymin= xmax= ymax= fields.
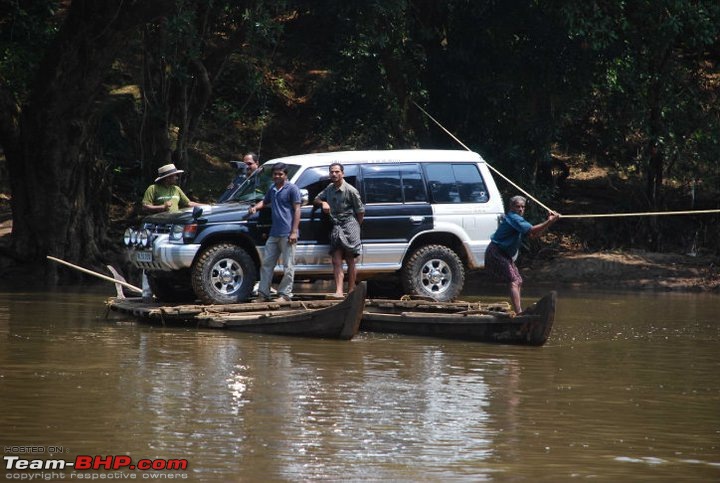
xmin=106 ymin=288 xmax=555 ymax=345
xmin=106 ymin=283 xmax=367 ymax=340
xmin=106 ymin=295 xmax=511 ymax=326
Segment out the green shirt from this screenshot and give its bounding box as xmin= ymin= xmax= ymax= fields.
xmin=142 ymin=184 xmax=191 ymax=212
xmin=316 ymin=180 xmax=364 ymax=224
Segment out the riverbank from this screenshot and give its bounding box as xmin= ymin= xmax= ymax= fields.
xmin=518 ymin=249 xmax=720 ymax=292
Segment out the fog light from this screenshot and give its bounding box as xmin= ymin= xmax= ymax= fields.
xmin=123 ymin=228 xmax=133 ymax=247
xmin=138 ymin=229 xmax=150 ymax=248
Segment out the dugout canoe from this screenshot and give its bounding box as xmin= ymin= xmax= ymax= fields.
xmin=106 ymin=282 xmax=366 ymax=340
xmin=362 ymin=291 xmax=556 ymax=346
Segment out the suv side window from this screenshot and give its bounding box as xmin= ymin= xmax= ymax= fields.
xmin=232 ymin=164 xmax=301 ymax=202
xmin=362 ymin=164 xmax=427 ymax=204
xmin=424 ymin=163 xmax=489 ymax=203
xmin=295 ymin=165 xmax=359 ymax=200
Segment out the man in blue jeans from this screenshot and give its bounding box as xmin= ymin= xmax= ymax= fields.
xmin=248 ymin=163 xmax=302 ymax=301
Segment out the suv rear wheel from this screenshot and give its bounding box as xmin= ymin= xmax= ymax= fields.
xmin=192 ymin=243 xmax=257 ymax=304
xmin=401 ymin=244 xmax=465 ymax=302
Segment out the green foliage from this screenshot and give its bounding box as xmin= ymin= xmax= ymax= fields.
xmin=0 ymin=0 xmax=60 ymax=100
xmin=559 ymin=1 xmax=720 ymax=190
xmin=206 ymin=7 xmax=286 ymax=145
xmin=440 ymin=3 xmax=582 ymax=173
xmin=306 ymin=0 xmax=425 ymax=149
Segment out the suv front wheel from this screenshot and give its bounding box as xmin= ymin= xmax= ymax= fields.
xmin=192 ymin=243 xmax=257 ymax=304
xmin=401 ymin=244 xmax=465 ymax=302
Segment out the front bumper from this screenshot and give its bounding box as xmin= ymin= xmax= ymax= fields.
xmin=127 ymin=234 xmax=200 ymax=271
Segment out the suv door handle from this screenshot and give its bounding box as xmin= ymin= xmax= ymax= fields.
xmin=409 ymin=216 xmax=424 ymax=224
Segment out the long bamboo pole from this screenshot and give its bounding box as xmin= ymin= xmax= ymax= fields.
xmin=47 ymin=256 xmax=142 ymax=293
xmin=560 ymin=209 xmax=720 ymax=218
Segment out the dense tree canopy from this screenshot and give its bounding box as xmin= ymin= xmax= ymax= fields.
xmin=0 ymin=0 xmax=718 ymax=278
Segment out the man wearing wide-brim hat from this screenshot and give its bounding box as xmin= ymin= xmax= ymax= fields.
xmin=142 ymin=163 xmax=203 ymax=213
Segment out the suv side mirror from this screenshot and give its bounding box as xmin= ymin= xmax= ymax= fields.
xmin=300 ymin=189 xmax=309 ymax=206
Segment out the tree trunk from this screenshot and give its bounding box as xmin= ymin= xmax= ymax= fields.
xmin=5 ymin=0 xmax=173 ymax=281
xmin=645 ymin=76 xmax=665 ymax=251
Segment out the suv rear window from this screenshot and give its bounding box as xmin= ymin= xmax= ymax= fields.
xmin=362 ymin=164 xmax=427 ymax=204
xmin=424 ymin=163 xmax=489 ymax=203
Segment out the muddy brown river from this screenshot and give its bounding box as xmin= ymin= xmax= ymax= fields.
xmin=1 ymin=285 xmax=718 ymax=481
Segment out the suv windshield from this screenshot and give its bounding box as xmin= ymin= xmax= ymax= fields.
xmin=230 ymin=163 xmax=301 ymax=202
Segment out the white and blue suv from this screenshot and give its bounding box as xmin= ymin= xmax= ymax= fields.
xmin=123 ymin=149 xmax=505 ymax=304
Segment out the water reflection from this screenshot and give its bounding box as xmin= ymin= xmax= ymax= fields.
xmin=0 ymin=287 xmax=718 ymax=481
xmin=270 ymin=341 xmax=499 ymax=480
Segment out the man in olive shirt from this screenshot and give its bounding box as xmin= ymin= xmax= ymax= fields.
xmin=142 ymin=164 xmax=202 ymax=213
xmin=314 ymin=163 xmax=365 ymax=298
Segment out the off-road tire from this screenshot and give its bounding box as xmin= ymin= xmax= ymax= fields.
xmin=401 ymin=244 xmax=465 ymax=302
xmin=192 ymin=243 xmax=257 ymax=304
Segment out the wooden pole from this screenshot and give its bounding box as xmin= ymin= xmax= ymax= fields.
xmin=46 ymin=256 xmax=142 ymax=293
xmin=559 ymin=209 xmax=720 ymax=218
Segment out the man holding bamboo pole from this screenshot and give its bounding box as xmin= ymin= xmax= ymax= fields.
xmin=485 ymin=195 xmax=559 ymax=314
